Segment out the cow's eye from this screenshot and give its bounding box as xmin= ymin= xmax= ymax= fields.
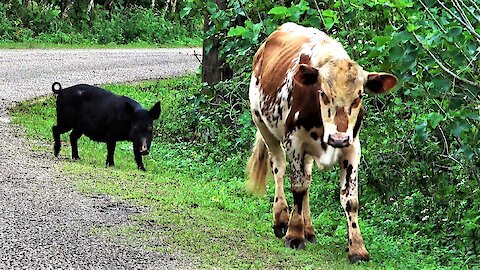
xmin=351 ymin=97 xmax=362 ymax=108
xmin=319 ymin=91 xmax=330 ymax=105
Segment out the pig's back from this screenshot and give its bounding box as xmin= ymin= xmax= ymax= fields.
xmin=56 ymin=84 xmax=132 ymax=142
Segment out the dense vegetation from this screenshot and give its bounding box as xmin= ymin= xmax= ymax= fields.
xmin=180 ymin=0 xmax=480 ymax=267
xmin=0 ymin=0 xmax=201 ymax=46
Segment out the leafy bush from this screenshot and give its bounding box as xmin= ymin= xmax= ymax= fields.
xmin=0 ymin=1 xmax=202 ymax=46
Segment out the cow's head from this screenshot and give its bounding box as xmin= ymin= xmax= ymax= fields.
xmin=294 ymin=59 xmax=397 ymax=148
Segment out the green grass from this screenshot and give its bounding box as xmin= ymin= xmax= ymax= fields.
xmin=10 ymin=76 xmax=467 ymax=269
xmin=0 ymin=41 xmax=201 ymax=49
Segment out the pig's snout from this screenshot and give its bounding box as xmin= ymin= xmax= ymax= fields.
xmin=139 ymin=140 xmax=149 ymax=155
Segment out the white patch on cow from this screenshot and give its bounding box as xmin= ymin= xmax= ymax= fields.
xmin=293 ymin=111 xmax=299 ymax=121
xmin=288 ymin=127 xmax=341 ymax=172
xmin=315 ymin=146 xmax=341 ymax=170
xmin=249 ymin=74 xmax=261 ymax=115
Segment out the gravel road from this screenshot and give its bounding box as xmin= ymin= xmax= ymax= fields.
xmin=0 ymin=48 xmax=200 ymax=269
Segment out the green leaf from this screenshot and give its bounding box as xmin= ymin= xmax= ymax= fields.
xmin=426 ymin=112 xmax=444 ymax=129
xmin=414 ymin=121 xmax=428 ymax=141
xmin=324 ymin=17 xmax=334 ymax=31
xmin=406 ymin=24 xmax=416 ymax=32
xmin=180 ymin=6 xmax=192 ymax=19
xmin=322 ymin=9 xmax=336 ymax=18
xmin=463 ymin=111 xmax=480 ymax=121
xmin=448 ymin=26 xmax=463 ymax=37
xmin=431 ymin=77 xmax=451 ymax=94
xmin=227 ymin=26 xmax=248 ymax=37
xmin=452 ymin=120 xmax=469 ymax=137
xmin=268 ymin=6 xmax=289 ymax=16
xmin=389 ymin=46 xmax=405 ymax=61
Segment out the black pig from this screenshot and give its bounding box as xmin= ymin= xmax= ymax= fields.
xmin=51 ymin=82 xmax=161 ymax=171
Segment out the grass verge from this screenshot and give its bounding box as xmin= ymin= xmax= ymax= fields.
xmin=0 ymin=41 xmax=202 ymax=49
xmin=10 ymin=75 xmax=462 ymax=269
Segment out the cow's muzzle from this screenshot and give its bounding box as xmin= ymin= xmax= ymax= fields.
xmin=327 ymin=134 xmax=350 ymax=148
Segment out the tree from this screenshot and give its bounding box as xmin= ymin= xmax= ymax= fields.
xmin=201 ymin=0 xmax=232 ymax=86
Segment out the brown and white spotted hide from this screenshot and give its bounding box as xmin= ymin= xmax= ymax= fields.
xmin=247 ymin=22 xmax=397 ymax=263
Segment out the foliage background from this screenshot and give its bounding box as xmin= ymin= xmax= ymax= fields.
xmin=179 ymin=0 xmax=480 ymax=267
xmin=0 ymin=0 xmax=202 ymax=46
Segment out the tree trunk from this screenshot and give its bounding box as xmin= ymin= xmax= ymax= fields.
xmin=151 ymin=0 xmax=155 ymax=9
xmin=202 ymin=0 xmax=232 ymax=86
xmin=87 ymin=0 xmax=95 ymax=14
xmin=61 ymin=0 xmax=75 ymax=19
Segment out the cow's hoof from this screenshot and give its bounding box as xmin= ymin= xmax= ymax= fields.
xmin=73 ymin=156 xmax=80 ymax=160
xmin=138 ymin=166 xmax=146 ymax=171
xmin=348 ymin=253 xmax=370 ymax=263
xmin=305 ymin=234 xmax=317 ymax=243
xmin=285 ymin=237 xmax=306 ymax=249
xmin=273 ymin=223 xmax=288 ymax=238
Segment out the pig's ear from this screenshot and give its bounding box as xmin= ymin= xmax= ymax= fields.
xmin=125 ymin=101 xmax=135 ymax=115
xmin=149 ymin=101 xmax=161 ymax=120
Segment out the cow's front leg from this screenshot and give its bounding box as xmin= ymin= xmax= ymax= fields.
xmin=302 ymin=154 xmax=316 ymax=243
xmin=340 ymin=138 xmax=369 ymax=262
xmin=284 ymin=137 xmax=311 ymax=249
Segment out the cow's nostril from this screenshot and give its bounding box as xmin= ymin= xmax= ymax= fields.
xmin=327 ymin=134 xmax=350 ymax=148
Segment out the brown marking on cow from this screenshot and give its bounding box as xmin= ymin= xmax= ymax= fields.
xmin=335 ymin=107 xmax=348 ymax=132
xmin=353 ymin=107 xmax=364 ymax=138
xmin=253 ymin=31 xmax=309 ymax=102
xmin=285 ymin=81 xmax=323 ymax=133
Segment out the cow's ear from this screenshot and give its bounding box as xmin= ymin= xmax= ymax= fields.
xmin=294 ymin=64 xmax=319 ymax=86
xmin=149 ymin=101 xmax=161 ymax=120
xmin=365 ymin=72 xmax=398 ymax=94
xmin=125 ymin=101 xmax=135 ymax=115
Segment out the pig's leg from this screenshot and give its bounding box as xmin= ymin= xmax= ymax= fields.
xmin=52 ymin=125 xmax=70 ymax=157
xmin=69 ymin=129 xmax=82 ymax=160
xmin=106 ymin=140 xmax=116 ymax=167
xmin=134 ymin=150 xmax=145 ymax=171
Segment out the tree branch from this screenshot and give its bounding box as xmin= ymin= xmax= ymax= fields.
xmin=461 ymin=0 xmax=480 ymax=22
xmin=419 ymin=0 xmax=445 ymax=32
xmin=468 ymin=0 xmax=480 ymax=14
xmin=452 ymin=0 xmax=473 ymax=29
xmin=437 ymin=0 xmax=480 ymax=44
xmin=409 ymin=29 xmax=480 ymax=88
xmin=419 ymin=0 xmax=473 ymax=63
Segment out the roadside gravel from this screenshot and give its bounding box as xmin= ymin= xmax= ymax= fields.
xmin=0 ymin=48 xmax=200 ymax=269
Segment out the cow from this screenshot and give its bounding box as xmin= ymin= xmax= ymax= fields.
xmin=246 ymin=23 xmax=397 ymax=262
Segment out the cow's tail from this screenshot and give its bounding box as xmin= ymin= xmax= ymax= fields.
xmin=52 ymin=82 xmax=62 ymax=94
xmin=246 ymin=130 xmax=270 ymax=196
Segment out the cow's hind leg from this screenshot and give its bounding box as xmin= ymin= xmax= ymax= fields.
xmin=268 ymin=138 xmax=288 ymax=238
xmin=339 ymin=138 xmax=369 ymax=262
xmin=284 ymin=135 xmax=311 ymax=249
xmin=69 ymin=129 xmax=82 ymax=160
xmin=248 ymin=115 xmax=289 ymax=238
xmin=52 ymin=125 xmax=70 ymax=157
